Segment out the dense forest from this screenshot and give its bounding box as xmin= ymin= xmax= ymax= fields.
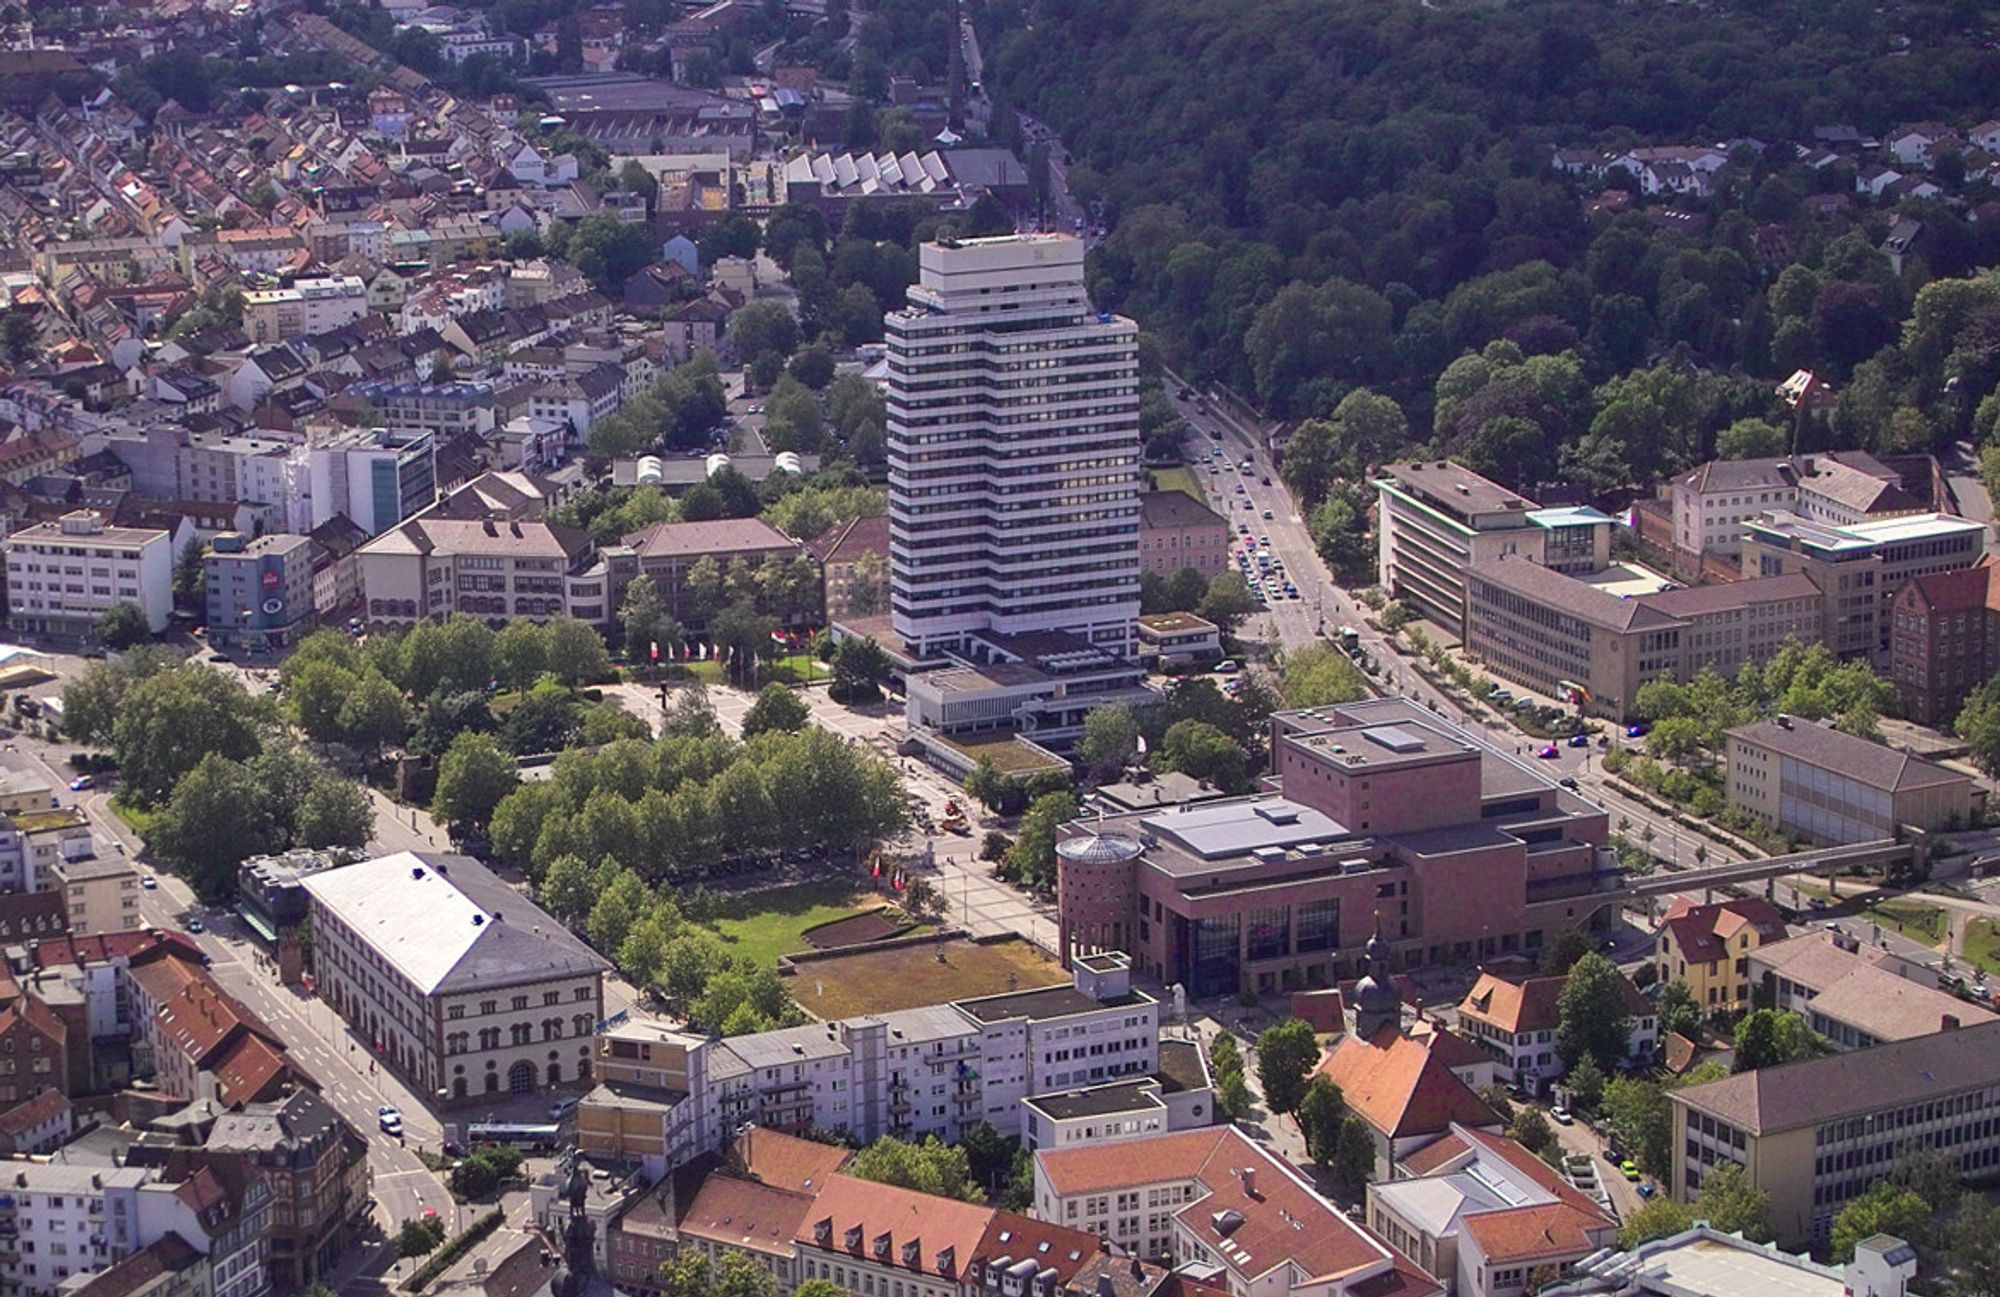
xmin=980 ymin=0 xmax=2000 ymax=493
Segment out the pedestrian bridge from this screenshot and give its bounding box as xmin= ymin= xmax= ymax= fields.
xmin=1614 ymin=838 xmax=1912 ymax=903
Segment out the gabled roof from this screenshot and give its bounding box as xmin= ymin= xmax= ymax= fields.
xmin=1658 ymin=895 xmax=1787 ymax=964
xmin=678 ymin=1173 xmax=817 ymax=1258
xmin=794 ymin=1173 xmax=993 ymax=1279
xmin=1727 ymin=719 xmax=1968 ymax=795
xmin=1458 ymin=971 xmax=1650 ymax=1036
xmin=1317 ymin=1027 xmax=1503 ymax=1139
xmin=733 ymin=1125 xmax=851 ymax=1192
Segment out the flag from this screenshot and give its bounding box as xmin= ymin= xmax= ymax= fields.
xmin=649 ymin=641 xmax=659 ymax=661
xmin=871 ymin=855 xmax=881 ymax=878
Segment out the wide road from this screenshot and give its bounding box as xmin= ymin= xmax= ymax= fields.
xmin=1161 ymin=377 xmax=1739 ymax=880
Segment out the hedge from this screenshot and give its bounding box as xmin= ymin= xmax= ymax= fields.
xmin=401 ymin=1209 xmax=506 ymax=1293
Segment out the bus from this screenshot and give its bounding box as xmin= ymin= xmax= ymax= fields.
xmin=465 ymin=1123 xmax=562 ymax=1153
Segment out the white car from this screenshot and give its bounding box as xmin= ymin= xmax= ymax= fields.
xmin=1551 ymin=1105 xmax=1573 ymax=1126
xmin=378 ymin=1105 xmax=403 ymax=1136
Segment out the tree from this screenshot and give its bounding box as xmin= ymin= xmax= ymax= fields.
xmin=1958 ymin=672 xmax=2000 ymax=776
xmin=1198 ymin=572 xmax=1259 ymax=635
xmin=742 ymin=683 xmax=810 ymax=736
xmin=846 ymin=1135 xmax=983 ymax=1201
xmin=149 ymin=754 xmax=277 ymax=899
xmin=296 ymin=777 xmax=373 ymax=850
xmin=93 ymin=602 xmax=151 ymax=649
xmin=1832 ymin=1181 xmax=1930 ymax=1262
xmin=1333 ymin=1115 xmax=1376 ymax=1188
xmin=494 ymin=620 xmax=550 ymax=690
xmin=1602 ymin=1076 xmax=1673 ymax=1179
xmin=543 ymin=618 xmax=615 ymax=687
xmin=830 ymin=636 xmax=892 ymax=704
xmin=112 ymin=666 xmax=266 ymax=805
xmin=1716 ymin=417 xmax=1788 ymax=460
xmin=1949 ymin=1193 xmax=2000 ymax=1297
xmin=728 ymin=300 xmax=800 ymax=369
xmin=1732 ymin=1010 xmax=1824 ymax=1072
xmin=336 ymin=672 xmax=412 ymax=757
xmin=1255 ymin=1018 xmax=1321 ymax=1119
xmin=1279 ymin=645 xmax=1366 ymax=707
xmin=432 ymin=732 xmax=520 ymax=835
xmin=1077 ymin=704 xmax=1139 ymax=781
xmin=1692 ymin=1163 xmax=1772 ymax=1241
xmin=395 ymin=1216 xmax=446 ymax=1259
xmin=1539 ymin=928 xmax=1595 ymax=975
xmin=1508 ymin=1108 xmax=1556 ymax=1157
xmin=1157 ymin=720 xmax=1249 ymax=792
xmin=1617 ymin=1196 xmax=1693 ymax=1250
xmin=1564 ymin=1054 xmax=1607 ymax=1114
xmin=1656 ymin=979 xmax=1703 ymax=1040
xmin=1556 ymin=952 xmax=1632 ymax=1072
xmin=1298 ymin=1076 xmax=1345 ymax=1166
xmin=1004 ymin=791 xmax=1078 ymax=891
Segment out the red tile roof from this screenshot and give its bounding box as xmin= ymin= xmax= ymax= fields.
xmin=1460 ymin=1201 xmax=1614 ymax=1266
xmin=974 ymin=1211 xmax=1101 ymax=1284
xmin=0 ymin=1087 xmax=69 ymax=1136
xmin=1659 ymin=897 xmax=1787 ymax=964
xmin=794 ymin=1174 xmax=994 ymax=1281
xmin=1395 ymin=1133 xmax=1471 ymax=1177
xmin=1457 ymin=972 xmax=1651 ymax=1035
xmin=1168 ymin=1127 xmax=1398 ymax=1287
xmin=734 ymin=1126 xmax=851 ymax=1193
xmin=1317 ymin=1028 xmax=1503 ymax=1139
xmin=678 ymin=1174 xmax=817 ymax=1258
xmin=1035 ymin=1127 xmax=1230 ymax=1197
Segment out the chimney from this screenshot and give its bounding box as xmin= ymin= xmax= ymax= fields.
xmin=1943 ymin=1015 xmax=1961 ymax=1032
xmin=1240 ymin=1166 xmax=1257 ymax=1197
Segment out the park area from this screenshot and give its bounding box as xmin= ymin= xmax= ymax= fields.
xmin=707 ymin=879 xmax=924 ymax=968
xmin=790 ymin=935 xmax=1067 ymax=1018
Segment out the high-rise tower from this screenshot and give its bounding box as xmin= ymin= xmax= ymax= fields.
xmin=884 ymin=235 xmax=1141 ymax=660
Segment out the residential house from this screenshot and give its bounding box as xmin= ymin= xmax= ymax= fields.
xmin=1653 ymin=896 xmax=1787 ymax=1014
xmin=1455 ymin=971 xmax=1656 ymax=1091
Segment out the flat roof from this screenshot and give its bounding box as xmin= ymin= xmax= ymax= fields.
xmin=1378 ymin=461 xmax=1538 ymax=517
xmin=1746 ymin=509 xmax=1985 ymax=552
xmin=956 ymin=983 xmax=1149 ymax=1024
xmin=1023 ymin=1080 xmax=1165 ymax=1121
xmin=1138 ymin=797 xmax=1352 ymax=862
xmin=1295 ymin=721 xmax=1475 ymax=770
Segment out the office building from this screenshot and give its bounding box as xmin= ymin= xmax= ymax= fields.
xmin=901 ymin=632 xmax=1155 ymax=757
xmin=1888 ymin=561 xmax=2000 ymax=726
xmin=1654 ymin=895 xmax=1786 ymax=1014
xmin=3 ymin=511 xmax=174 ymax=637
xmin=1741 ymin=510 xmax=1987 ymax=661
xmin=1138 ymin=490 xmax=1228 ymax=580
xmin=358 ymin=515 xmax=611 ymax=629
xmin=1748 ymin=928 xmax=1994 ymax=1051
xmin=1456 ymin=970 xmax=1656 ymax=1090
xmin=1669 ymin=452 xmax=1926 ymax=561
xmin=204 ymin=533 xmax=314 ymax=653
xmin=1055 ymin=697 xmax=1618 ymax=998
xmin=1462 ymin=557 xmax=1822 ymax=721
xmin=1724 ymin=717 xmax=1976 ymax=844
xmin=1367 ymin=1125 xmax=1617 ymax=1297
xmin=1669 ymin=1017 xmax=2000 ymax=1245
xmin=1373 ymin=462 xmax=1613 ymax=637
xmin=303 ymin=852 xmax=610 ymax=1102
xmin=306 ymin=428 xmax=438 ymax=536
xmin=1540 ymin=1225 xmax=1914 ymax=1297
xmin=1031 ymin=1125 xmax=1437 ymax=1297
xmin=885 ymin=235 xmax=1142 ymax=661
xmin=243 ymin=276 xmax=367 ymax=344
xmin=612 ymin=518 xmax=804 ymax=629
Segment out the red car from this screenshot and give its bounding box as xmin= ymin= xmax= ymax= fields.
xmin=1537 ymin=745 xmax=1559 ymax=759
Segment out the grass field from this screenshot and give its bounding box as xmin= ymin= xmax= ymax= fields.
xmin=708 ymin=879 xmax=896 ymax=969
xmin=108 ymin=798 xmax=155 ymax=835
xmin=1149 ymin=466 xmax=1204 ymax=501
xmin=940 ymin=732 xmax=1067 ymax=776
xmin=1864 ymin=897 xmax=1947 ymax=946
xmin=1962 ymin=918 xmax=2000 ymax=975
xmin=796 ymin=936 xmax=1066 ymax=1018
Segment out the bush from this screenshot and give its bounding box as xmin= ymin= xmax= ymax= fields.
xmin=400 ymin=1210 xmax=504 ymax=1293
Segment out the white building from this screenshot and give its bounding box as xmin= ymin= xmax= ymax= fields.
xmin=884 ymin=235 xmax=1142 ymax=660
xmin=242 ymin=276 xmax=367 ymax=344
xmin=1455 ymin=970 xmax=1657 ymax=1091
xmin=3 ymin=511 xmax=174 ymax=636
xmin=302 ymin=851 xmax=610 ymax=1103
xmin=1541 ymin=1225 xmax=1914 ymax=1297
xmin=356 ymin=515 xmax=611 ymax=629
xmin=955 ymin=952 xmax=1158 ymax=1133
xmin=306 ymin=428 xmax=438 ymax=535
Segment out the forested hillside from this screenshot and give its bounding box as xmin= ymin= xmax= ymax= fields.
xmin=981 ymin=0 xmax=2000 ymax=494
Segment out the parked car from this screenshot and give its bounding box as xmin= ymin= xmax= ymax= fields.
xmin=1621 ymin=1159 xmax=1641 ymax=1181
xmin=1212 ymin=660 xmax=1239 ymax=674
xmin=1626 ymin=724 xmax=1649 ymax=738
xmin=186 ymin=917 xmax=205 ymax=933
xmin=68 ymin=775 xmax=92 ymax=791
xmin=1568 ymin=734 xmax=1590 ymax=748
xmin=1551 ymin=1105 xmax=1573 ymax=1125
xmin=1558 ymin=777 xmax=1579 ymax=790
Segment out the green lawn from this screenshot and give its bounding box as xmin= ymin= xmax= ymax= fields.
xmin=1962 ymin=918 xmax=2000 ymax=975
xmin=1149 ymin=466 xmax=1204 ymax=501
xmin=1864 ymin=897 xmax=1947 ymax=946
xmin=108 ymin=797 xmax=156 ymax=835
xmin=708 ymin=879 xmax=891 ymax=968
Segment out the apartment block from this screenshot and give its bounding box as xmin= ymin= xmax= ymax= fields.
xmin=1670 ymin=1018 xmax=2000 ymax=1246
xmin=243 ymin=277 xmax=367 ymax=344
xmin=1056 ymin=697 xmax=1617 ymax=998
xmin=1373 ymin=462 xmax=1612 ymax=638
xmin=204 ymin=533 xmax=314 ymax=653
xmin=303 ymin=852 xmax=609 ymax=1103
xmin=1726 ymin=716 xmax=1976 ymax=843
xmin=48 ymin=856 xmax=143 ymax=936
xmin=1888 ymin=562 xmax=2000 ymax=727
xmin=204 ymin=1090 xmax=372 ymax=1291
xmin=1748 ymin=928 xmax=1993 ymax=1051
xmin=357 ymin=516 xmax=610 ymax=628
xmin=3 ymin=511 xmax=174 ymax=637
xmin=1462 ymin=557 xmax=1822 ymax=721
xmin=1742 ymin=510 xmax=1986 ymax=661
xmin=885 ymin=235 xmax=1142 ymax=661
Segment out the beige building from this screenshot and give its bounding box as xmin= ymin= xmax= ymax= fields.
xmin=242 ymin=276 xmax=368 ymax=344
xmin=1741 ymin=511 xmax=1987 ymax=661
xmin=1374 ymin=462 xmax=1612 ymax=636
xmin=1670 ymin=1018 xmax=2000 ymax=1246
xmin=1671 ymin=452 xmax=1926 ymax=560
xmin=1138 ymin=490 xmax=1228 ymax=580
xmin=49 ymin=855 xmax=143 ymax=936
xmin=1463 ymin=557 xmax=1822 ymax=720
xmin=577 ymin=1019 xmax=714 ymax=1170
xmin=357 ymin=516 xmax=612 ymax=629
xmin=3 ymin=511 xmax=175 ymax=636
xmin=303 ymin=851 xmax=610 ymax=1103
xmin=1725 ymin=716 xmax=1976 ymax=844
xmin=1748 ymin=928 xmax=1993 ymax=1051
